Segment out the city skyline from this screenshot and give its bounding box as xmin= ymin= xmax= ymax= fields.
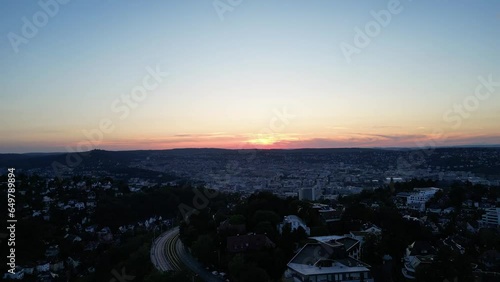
xmin=1 ymin=0 xmax=500 ymax=153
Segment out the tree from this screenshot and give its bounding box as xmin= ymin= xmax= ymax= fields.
xmin=191 ymin=234 xmax=217 ymax=265
xmin=239 ymin=265 xmax=270 ymax=282
xmin=254 ymin=221 xmax=276 ymax=237
xmin=117 ymin=180 xmax=131 ymax=194
xmin=449 ymin=186 xmax=466 ymax=209
xmin=310 ymin=226 xmax=329 ymax=236
xmin=361 ymin=233 xmax=381 ymax=265
xmin=252 ymin=210 xmax=280 ymax=226
xmin=229 ymin=214 xmax=246 ymax=225
xmin=415 ymin=263 xmax=444 ymax=282
xmin=228 ymin=254 xmax=245 ymax=279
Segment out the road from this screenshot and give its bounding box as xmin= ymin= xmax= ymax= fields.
xmin=151 ymin=227 xmax=182 ymax=271
xmin=151 ymin=227 xmax=225 ymax=282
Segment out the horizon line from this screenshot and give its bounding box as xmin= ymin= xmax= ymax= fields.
xmin=2 ymin=144 xmax=500 ymax=155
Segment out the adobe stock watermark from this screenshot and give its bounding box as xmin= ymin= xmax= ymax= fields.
xmin=51 ymin=65 xmax=169 ymax=179
xmin=213 ymin=0 xmax=243 ymax=21
xmin=443 ymin=74 xmax=499 ymax=129
xmin=397 ymin=74 xmax=499 ymax=172
xmin=177 ymin=105 xmax=296 ymax=223
xmin=7 ymin=0 xmax=71 ymax=54
xmin=340 ymin=0 xmax=411 ymax=64
xmin=258 ymin=106 xmax=296 ymax=137
xmin=178 ymin=187 xmax=220 ymax=224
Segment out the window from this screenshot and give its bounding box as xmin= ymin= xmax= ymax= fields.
xmin=317 ymin=274 xmax=328 ymax=282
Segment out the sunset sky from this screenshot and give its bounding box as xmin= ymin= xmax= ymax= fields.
xmin=1 ymin=0 xmax=499 ymax=153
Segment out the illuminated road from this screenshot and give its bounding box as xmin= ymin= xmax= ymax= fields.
xmin=151 ymin=227 xmax=182 ymax=271
xmin=151 ymin=227 xmax=224 ymax=281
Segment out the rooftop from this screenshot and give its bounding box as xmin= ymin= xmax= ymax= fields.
xmin=288 ymin=243 xmax=370 ymax=276
xmin=226 ymin=233 xmax=275 ymax=253
xmin=407 ymin=241 xmax=436 ymax=256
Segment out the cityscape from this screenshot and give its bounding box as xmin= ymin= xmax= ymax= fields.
xmin=1 ymin=1 xmax=500 ymax=282
xmin=1 ymin=148 xmax=500 ymax=281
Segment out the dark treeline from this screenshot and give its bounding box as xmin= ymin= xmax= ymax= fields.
xmin=180 ymin=192 xmax=327 ymax=282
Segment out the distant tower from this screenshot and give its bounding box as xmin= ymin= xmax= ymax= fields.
xmin=389 ymin=177 xmax=395 ymax=193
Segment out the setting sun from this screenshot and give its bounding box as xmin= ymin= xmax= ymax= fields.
xmin=246 ymin=134 xmax=300 ymax=147
xmin=247 ymin=136 xmax=277 ymax=146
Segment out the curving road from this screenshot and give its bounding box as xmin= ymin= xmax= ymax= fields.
xmin=151 ymin=227 xmax=181 ymax=271
xmin=151 ymin=227 xmax=225 ymax=282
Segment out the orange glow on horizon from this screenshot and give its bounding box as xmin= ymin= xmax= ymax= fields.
xmin=246 ymin=133 xmax=301 ymax=148
xmin=36 ymin=132 xmax=500 ymax=153
xmin=247 ymin=137 xmax=277 ymax=146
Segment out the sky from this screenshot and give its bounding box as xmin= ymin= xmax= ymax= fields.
xmin=1 ymin=0 xmax=499 ymax=153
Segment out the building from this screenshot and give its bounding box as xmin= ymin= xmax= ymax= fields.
xmin=348 ymin=224 xmax=383 ymax=247
xmin=299 ymin=187 xmax=321 ymax=201
xmin=361 ymin=223 xmax=382 ymax=237
xmin=226 ymin=233 xmax=275 ymax=253
xmin=311 ymin=235 xmax=362 ymax=260
xmin=217 ymin=219 xmax=246 ymax=235
xmin=479 ymin=208 xmax=500 ymax=228
xmin=385 ymin=177 xmax=404 ymax=184
xmin=312 ymin=204 xmax=343 ymax=223
xmin=406 ymin=187 xmax=441 ymax=211
xmin=401 ymin=241 xmax=437 ymax=280
xmin=348 ymin=231 xmax=370 ymax=246
xmin=278 ymin=215 xmax=311 ymax=235
xmin=284 ymin=192 xmax=299 ymax=198
xmin=286 ymin=242 xmax=373 ymax=282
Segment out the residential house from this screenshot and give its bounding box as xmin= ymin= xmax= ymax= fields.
xmin=311 ymin=235 xmax=362 ymax=260
xmin=312 ymin=204 xmax=344 ymax=223
xmin=226 ymin=233 xmax=275 ymax=253
xmin=401 ymin=241 xmax=437 ymax=280
xmin=218 ymin=219 xmax=247 ymax=235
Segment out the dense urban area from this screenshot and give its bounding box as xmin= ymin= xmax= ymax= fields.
xmin=1 ymin=147 xmax=500 ymax=282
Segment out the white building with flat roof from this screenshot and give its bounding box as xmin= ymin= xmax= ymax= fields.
xmin=479 ymin=208 xmax=500 ymax=228
xmin=286 ymin=242 xmax=373 ymax=282
xmin=406 ymin=187 xmax=441 ymax=211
